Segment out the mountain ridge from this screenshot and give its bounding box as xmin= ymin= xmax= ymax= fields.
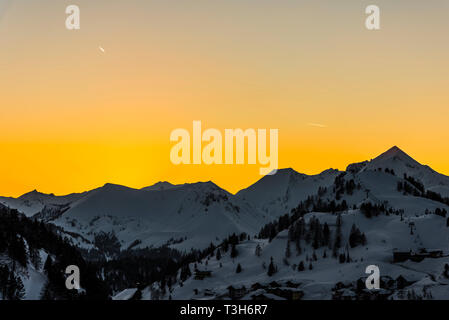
xmin=2 ymin=146 xmax=449 ymax=253
xmin=3 ymin=145 xmax=447 ymax=200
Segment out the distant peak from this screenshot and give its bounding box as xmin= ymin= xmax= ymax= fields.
xmin=277 ymin=168 xmax=295 ymax=173
xmin=141 ymin=181 xmax=180 ymax=191
xmin=375 ymin=146 xmax=416 ymax=162
xmin=188 ymin=181 xmax=218 ymax=188
xmin=183 ymin=181 xmax=231 ymax=193
xmin=272 ymin=168 xmax=301 ymax=176
xmin=19 ymin=189 xmax=47 ymax=198
xmin=103 ymin=183 xmax=119 ymax=188
xmin=384 ymin=146 xmax=405 ymax=156
xmin=320 ymin=168 xmax=339 ymax=175
xmin=101 ymin=183 xmax=130 ymax=190
xmin=154 ymin=181 xmax=174 ymax=186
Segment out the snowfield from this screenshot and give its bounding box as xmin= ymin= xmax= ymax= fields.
xmin=158 ymin=211 xmax=449 ymax=300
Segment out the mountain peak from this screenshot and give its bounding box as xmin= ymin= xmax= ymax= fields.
xmin=100 ymin=183 xmax=134 ymax=192
xmin=383 ymin=145 xmax=406 ymax=157
xmin=18 ymin=189 xmax=53 ymax=199
xmin=346 ymin=146 xmax=420 ymax=174
xmin=374 ymin=146 xmax=419 ymax=165
xmin=142 ymin=181 xmax=178 ymax=191
xmin=275 ymin=168 xmax=299 ymax=175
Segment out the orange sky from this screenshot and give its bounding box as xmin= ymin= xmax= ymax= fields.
xmin=0 ymin=0 xmax=448 ymax=197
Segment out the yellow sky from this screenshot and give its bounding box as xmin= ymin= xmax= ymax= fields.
xmin=0 ymin=0 xmax=448 ymax=196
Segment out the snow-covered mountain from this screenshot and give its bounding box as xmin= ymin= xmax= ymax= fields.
xmin=51 ymin=181 xmax=270 ymax=251
xmin=141 ymin=181 xmax=183 ymax=192
xmin=125 ymin=147 xmax=449 ymax=300
xmin=1 ymin=146 xmax=449 ymax=257
xmin=2 ymin=146 xmax=449 ymax=300
xmin=236 ymin=168 xmax=341 ymax=217
xmin=157 ymin=209 xmax=449 ymax=300
xmin=0 ymin=190 xmax=87 ymax=217
xmin=347 ymin=146 xmax=449 ymax=197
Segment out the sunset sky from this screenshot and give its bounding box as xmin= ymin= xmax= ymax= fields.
xmin=0 ymin=0 xmax=448 ymax=197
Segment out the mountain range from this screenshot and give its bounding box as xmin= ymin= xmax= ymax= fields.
xmin=1 ymin=146 xmax=449 ymax=253
xmin=2 ymin=146 xmax=449 ymax=300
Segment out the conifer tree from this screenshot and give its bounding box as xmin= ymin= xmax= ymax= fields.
xmin=230 ymin=243 xmax=238 ymax=258
xmin=216 ymin=248 xmax=222 ymax=260
xmin=255 ymin=244 xmax=262 ymax=257
xmin=285 ymin=240 xmax=291 ymax=259
xmin=236 ymin=264 xmax=242 ymax=273
xmin=295 ymin=238 xmax=302 ymax=256
xmin=267 ymin=257 xmax=276 ymax=276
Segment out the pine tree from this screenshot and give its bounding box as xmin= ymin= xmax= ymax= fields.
xmin=236 ymin=264 xmax=242 ymax=273
xmin=7 ymin=273 xmax=25 ymax=300
xmin=8 ymin=235 xmax=27 ymax=267
xmin=29 ymin=246 xmax=42 ymax=270
xmin=297 ymin=261 xmax=305 ymax=272
xmin=312 ymin=220 xmax=323 ymax=249
xmin=44 ymin=255 xmax=53 ymax=274
xmin=222 ymin=241 xmax=229 ymax=252
xmin=216 ymin=248 xmax=222 ymax=260
xmin=230 ymin=244 xmax=238 ymax=258
xmin=167 ymin=276 xmax=172 ymax=289
xmin=295 ymin=238 xmax=302 ymax=256
xmin=285 ymin=241 xmax=291 ymax=259
xmin=255 ymin=244 xmax=262 ymax=257
xmin=323 ymin=223 xmax=330 ymax=247
xmin=180 ymin=264 xmax=192 ymax=281
xmin=443 ymin=264 xmax=449 ymax=279
xmin=267 ymin=257 xmax=276 ymax=277
xmin=333 ymin=214 xmax=342 ymax=258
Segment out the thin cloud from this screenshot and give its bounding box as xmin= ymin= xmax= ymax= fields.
xmin=307 ymin=123 xmax=327 ymax=128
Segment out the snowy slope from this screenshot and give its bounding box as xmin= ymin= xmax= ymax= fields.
xmin=0 ymin=246 xmax=48 ymax=300
xmin=348 ymin=146 xmax=449 ymax=197
xmin=0 ymin=190 xmax=87 ymax=217
xmin=323 ymin=169 xmax=449 ymax=217
xmin=161 ymin=211 xmax=449 ymax=300
xmin=3 ymin=146 xmax=449 ymax=300
xmin=236 ymin=168 xmax=341 ymax=217
xmin=2 ymin=146 xmax=449 ymax=260
xmin=51 ymin=182 xmax=270 ymax=251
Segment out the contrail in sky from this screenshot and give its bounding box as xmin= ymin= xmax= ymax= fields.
xmin=307 ymin=123 xmax=327 ymax=128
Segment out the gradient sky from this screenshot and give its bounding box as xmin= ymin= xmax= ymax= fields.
xmin=0 ymin=0 xmax=448 ymax=197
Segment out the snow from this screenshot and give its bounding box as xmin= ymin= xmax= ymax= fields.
xmin=1 ymin=248 xmax=48 ymax=300
xmin=0 ymin=190 xmax=87 ymax=217
xmin=349 ymin=146 xmax=449 ymax=197
xmin=3 ymin=146 xmax=448 ymax=255
xmin=50 ymin=181 xmax=271 ymax=251
xmin=22 ymin=264 xmax=47 ymax=300
xmin=112 ymin=288 xmax=138 ymax=300
xmin=236 ymin=168 xmax=340 ymax=218
xmin=3 ymin=146 xmax=449 ymax=300
xmin=163 ymin=210 xmax=449 ymax=300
